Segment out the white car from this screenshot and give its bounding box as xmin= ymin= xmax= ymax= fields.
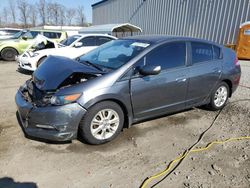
xmin=17 ymin=34 xmax=117 ymax=71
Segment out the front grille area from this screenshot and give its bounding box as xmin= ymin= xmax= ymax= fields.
xmin=21 ymin=79 xmax=54 ymax=107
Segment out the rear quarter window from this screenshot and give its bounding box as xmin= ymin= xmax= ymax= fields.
xmin=213 ymin=45 xmax=222 ymax=59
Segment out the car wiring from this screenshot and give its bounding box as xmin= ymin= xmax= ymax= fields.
xmin=139 ymin=85 xmax=250 ymax=188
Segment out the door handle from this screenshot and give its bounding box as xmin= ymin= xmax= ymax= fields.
xmin=213 ymin=68 xmax=221 ymax=73
xmin=176 ymin=77 xmax=187 ymax=82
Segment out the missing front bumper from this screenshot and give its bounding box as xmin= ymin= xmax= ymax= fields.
xmin=15 ymin=90 xmax=86 ymax=141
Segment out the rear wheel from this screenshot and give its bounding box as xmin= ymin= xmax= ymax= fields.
xmin=1 ymin=48 xmax=18 ymax=61
xmin=79 ymin=101 xmax=124 ymax=145
xmin=208 ymin=82 xmax=229 ymax=110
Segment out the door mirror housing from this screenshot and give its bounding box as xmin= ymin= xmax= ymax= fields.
xmin=22 ymin=36 xmax=28 ymax=40
xmin=139 ymin=65 xmax=161 ymax=76
xmin=74 ymin=42 xmax=83 ymax=48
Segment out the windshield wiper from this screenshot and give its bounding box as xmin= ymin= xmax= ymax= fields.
xmin=81 ymin=61 xmax=104 ymax=72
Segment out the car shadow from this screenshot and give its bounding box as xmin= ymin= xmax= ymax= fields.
xmin=16 ymin=68 xmax=33 ymax=75
xmin=15 ymin=111 xmax=71 ymax=145
xmin=0 ymin=177 xmax=38 ymax=188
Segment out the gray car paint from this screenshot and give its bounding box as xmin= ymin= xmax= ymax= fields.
xmin=15 ymin=36 xmax=241 ymax=141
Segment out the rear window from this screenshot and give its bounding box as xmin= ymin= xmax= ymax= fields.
xmin=191 ymin=42 xmax=213 ymax=63
xmin=43 ymin=32 xmax=62 ymax=39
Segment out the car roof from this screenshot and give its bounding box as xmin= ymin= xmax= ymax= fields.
xmin=123 ymin=35 xmax=221 ymax=46
xmin=25 ymin=29 xmax=66 ymax=33
xmin=77 ymin=33 xmax=117 ymax=38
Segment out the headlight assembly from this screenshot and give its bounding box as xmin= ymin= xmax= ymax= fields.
xmin=50 ymin=93 xmax=82 ymax=105
xmin=30 ymin=52 xmax=40 ymax=57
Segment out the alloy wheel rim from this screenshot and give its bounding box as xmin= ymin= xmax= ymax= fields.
xmin=214 ymin=86 xmax=228 ymax=107
xmin=90 ymin=109 xmax=120 ymax=140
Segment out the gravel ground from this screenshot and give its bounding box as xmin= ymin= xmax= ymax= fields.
xmin=0 ymin=60 xmax=249 ymax=188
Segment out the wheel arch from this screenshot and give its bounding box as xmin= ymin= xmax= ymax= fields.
xmin=36 ymin=56 xmax=47 ymax=67
xmin=0 ymin=47 xmax=19 ymax=55
xmin=83 ymin=97 xmax=133 ymax=129
xmin=221 ymin=79 xmax=232 ymax=97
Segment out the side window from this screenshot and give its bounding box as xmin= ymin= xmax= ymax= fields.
xmin=43 ymin=32 xmax=61 ymax=39
xmin=213 ymin=45 xmax=221 ymax=59
xmin=79 ymin=37 xmax=96 ymax=46
xmin=145 ymin=42 xmax=186 ymax=70
xmin=96 ymin=37 xmax=114 ymax=45
xmin=23 ymin=31 xmax=38 ymax=39
xmin=30 ymin=31 xmax=39 ymax=38
xmin=191 ymin=42 xmax=213 ymax=63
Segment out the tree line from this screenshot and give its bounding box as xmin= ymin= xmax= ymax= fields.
xmin=0 ymin=0 xmax=88 ymax=28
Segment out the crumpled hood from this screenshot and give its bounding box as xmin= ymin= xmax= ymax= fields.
xmin=33 ymin=56 xmax=104 ymax=91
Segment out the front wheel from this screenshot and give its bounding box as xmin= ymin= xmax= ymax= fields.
xmin=208 ymin=82 xmax=229 ymax=110
xmin=79 ymin=101 xmax=124 ymax=145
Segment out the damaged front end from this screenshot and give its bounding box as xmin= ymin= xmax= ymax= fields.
xmin=15 ymin=56 xmax=104 ymax=141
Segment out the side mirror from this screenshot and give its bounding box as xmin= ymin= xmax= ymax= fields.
xmin=74 ymin=42 xmax=83 ymax=48
xmin=22 ymin=36 xmax=28 ymax=40
xmin=139 ymin=65 xmax=161 ymax=76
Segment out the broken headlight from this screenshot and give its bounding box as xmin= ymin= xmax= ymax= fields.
xmin=28 ymin=51 xmax=39 ymax=57
xmin=50 ymin=93 xmax=82 ymax=105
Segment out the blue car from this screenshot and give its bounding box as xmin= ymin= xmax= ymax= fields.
xmin=15 ymin=36 xmax=241 ymax=144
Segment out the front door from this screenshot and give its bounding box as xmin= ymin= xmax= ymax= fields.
xmin=130 ymin=42 xmax=189 ymax=119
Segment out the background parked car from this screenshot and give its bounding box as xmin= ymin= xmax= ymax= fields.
xmin=17 ymin=34 xmax=117 ymax=71
xmin=0 ymin=28 xmax=22 ymax=40
xmin=0 ymin=29 xmax=67 ymax=61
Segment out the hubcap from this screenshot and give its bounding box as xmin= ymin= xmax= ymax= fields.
xmin=214 ymin=86 xmax=228 ymax=107
xmin=90 ymin=109 xmax=119 ymax=140
xmin=5 ymin=51 xmax=14 ymax=59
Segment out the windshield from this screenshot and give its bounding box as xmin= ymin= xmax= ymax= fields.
xmin=11 ymin=30 xmax=25 ymax=39
xmin=60 ymin=35 xmax=81 ymax=46
xmin=79 ymin=39 xmax=150 ymax=70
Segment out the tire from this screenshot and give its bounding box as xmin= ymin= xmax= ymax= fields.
xmin=1 ymin=47 xmax=18 ymax=61
xmin=37 ymin=56 xmax=47 ymax=67
xmin=79 ymin=101 xmax=124 ymax=145
xmin=208 ymin=82 xmax=229 ymax=111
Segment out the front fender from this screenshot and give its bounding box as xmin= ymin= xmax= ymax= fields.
xmin=0 ymin=42 xmax=20 ymax=54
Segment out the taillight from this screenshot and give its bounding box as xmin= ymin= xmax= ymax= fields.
xmin=234 ymin=56 xmax=240 ymax=66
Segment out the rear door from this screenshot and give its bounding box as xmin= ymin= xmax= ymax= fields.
xmin=186 ymin=42 xmax=223 ymax=106
xmin=130 ymin=42 xmax=189 ymax=119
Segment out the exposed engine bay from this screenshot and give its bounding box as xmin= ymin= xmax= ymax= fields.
xmin=20 ymin=72 xmax=98 ymax=107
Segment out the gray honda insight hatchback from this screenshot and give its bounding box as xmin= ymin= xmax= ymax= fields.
xmin=15 ymin=36 xmax=241 ymax=144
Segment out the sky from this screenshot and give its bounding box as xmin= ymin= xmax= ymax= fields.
xmin=0 ymin=0 xmax=101 ymax=23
